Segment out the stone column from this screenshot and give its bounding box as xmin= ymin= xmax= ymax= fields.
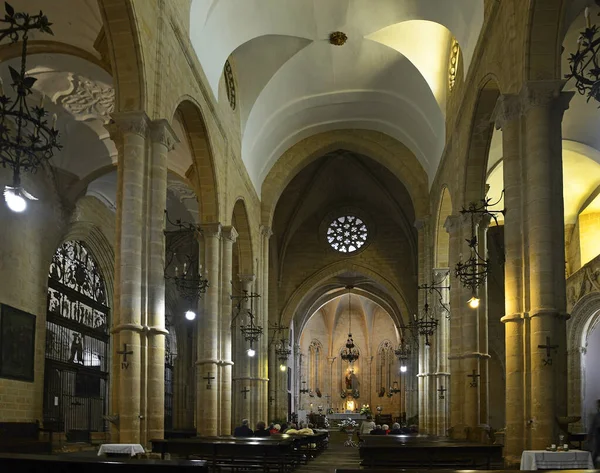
xmin=434 ymin=268 xmax=450 ymax=436
xmin=494 ymin=93 xmax=525 ymax=464
xmin=477 ymin=215 xmax=492 ymax=428
xmin=197 ymin=224 xmax=221 ymax=435
xmin=146 ymin=120 xmax=177 ymax=444
xmin=522 ymin=82 xmax=572 ymax=450
xmin=220 ymin=226 xmax=237 ymax=434
xmin=445 ymin=215 xmax=465 ymax=432
xmin=259 ymin=226 xmax=272 ymax=424
xmin=109 ymin=112 xmax=149 ymax=443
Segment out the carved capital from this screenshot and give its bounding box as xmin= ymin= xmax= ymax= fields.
xmin=110 ymin=111 xmax=150 ymax=137
xmin=492 ymin=94 xmax=521 ymax=130
xmin=200 ymin=223 xmax=222 ymax=238
xmin=260 ymin=224 xmax=273 ymax=239
xmin=414 ymin=215 xmax=431 ymax=231
xmin=433 ymin=267 xmax=450 ymax=280
xmin=443 ymin=214 xmax=461 ymax=234
xmin=150 ymin=119 xmax=179 ymax=150
xmin=222 ymin=225 xmax=238 ymax=244
xmin=520 ymin=81 xmax=573 ymax=114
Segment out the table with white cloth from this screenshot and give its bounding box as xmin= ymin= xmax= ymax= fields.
xmin=520 ymin=450 xmax=594 ymax=470
xmin=97 ymin=443 xmax=145 ymax=457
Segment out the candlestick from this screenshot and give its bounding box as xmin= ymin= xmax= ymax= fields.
xmin=585 ymin=7 xmax=591 ymax=28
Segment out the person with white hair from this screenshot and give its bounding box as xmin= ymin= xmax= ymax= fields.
xmin=233 ymin=418 xmax=254 ymax=437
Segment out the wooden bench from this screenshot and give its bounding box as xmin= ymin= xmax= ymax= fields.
xmin=359 ymin=435 xmax=503 ymax=469
xmin=0 ymin=453 xmax=208 ymax=472
xmin=0 ymin=421 xmax=52 ymax=454
xmin=151 ymin=436 xmax=301 ymax=472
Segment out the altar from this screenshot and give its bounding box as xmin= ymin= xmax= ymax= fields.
xmin=328 ymin=413 xmax=366 ymax=422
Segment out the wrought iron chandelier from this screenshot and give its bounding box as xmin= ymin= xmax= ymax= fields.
xmin=411 ymin=291 xmax=438 ymax=347
xmin=232 ymin=289 xmax=263 ymax=357
xmin=418 ymin=274 xmax=451 ymax=319
xmin=164 ymin=211 xmax=209 ymax=320
xmin=0 ymin=3 xmax=60 ymax=212
xmin=340 ymin=286 xmax=360 ymax=364
xmin=565 ymin=3 xmax=600 ymax=104
xmin=394 ymin=337 xmax=412 ymax=362
xmin=454 ymin=192 xmax=505 ymax=308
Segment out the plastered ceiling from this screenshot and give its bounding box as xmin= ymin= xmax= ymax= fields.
xmin=190 ymin=0 xmax=485 ymax=193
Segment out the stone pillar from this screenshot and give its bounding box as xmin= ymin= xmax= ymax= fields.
xmin=109 ymin=112 xmax=149 ymax=443
xmin=477 ymin=215 xmax=492 ymax=428
xmin=522 ymin=82 xmax=572 ymax=450
xmin=494 ymin=93 xmax=525 ymax=464
xmin=146 ymin=120 xmax=177 ymax=444
xmin=445 ymin=215 xmax=465 ymax=432
xmin=197 ymin=224 xmax=221 ymax=435
xmin=434 ymin=268 xmax=450 ymax=436
xmin=220 ymin=226 xmax=238 ymax=434
xmin=259 ymin=226 xmax=272 ymax=424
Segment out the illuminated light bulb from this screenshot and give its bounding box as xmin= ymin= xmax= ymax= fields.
xmin=400 ymin=365 xmax=407 ymax=373
xmin=280 ymin=364 xmax=286 ymax=372
xmin=4 ymin=187 xmax=26 ymax=212
xmin=468 ymin=296 xmax=480 ymax=309
xmin=185 ymin=310 xmax=196 ymax=321
xmin=247 ymin=348 xmax=255 ymax=357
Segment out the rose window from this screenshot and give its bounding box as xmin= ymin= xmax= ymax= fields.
xmin=326 ymin=215 xmax=368 ymax=253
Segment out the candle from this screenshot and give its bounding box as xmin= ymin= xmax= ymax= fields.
xmin=0 ymin=78 xmax=4 ymax=96
xmin=586 ymin=7 xmax=591 ymax=28
xmin=39 ymin=93 xmax=44 ymax=109
xmin=52 ymin=113 xmax=57 ymax=129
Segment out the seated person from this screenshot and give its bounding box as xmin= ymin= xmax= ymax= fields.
xmin=269 ymin=423 xmax=281 ymax=434
xmin=381 ymin=424 xmax=390 ymax=435
xmin=282 ymin=422 xmax=297 ymax=433
xmin=233 ymin=418 xmax=254 ymax=437
xmin=370 ymin=424 xmax=386 ymax=435
xmin=360 ymin=415 xmax=376 ymax=435
xmin=389 ymin=422 xmax=403 ymax=435
xmin=254 ymin=421 xmax=270 ymax=437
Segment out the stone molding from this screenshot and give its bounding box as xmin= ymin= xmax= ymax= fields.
xmin=448 ymin=352 xmax=491 ymax=360
xmin=111 ymin=322 xmax=145 ymax=334
xmin=232 ymin=376 xmax=270 ymax=382
xmin=443 ymin=214 xmax=461 ymax=234
xmin=500 ymin=312 xmax=525 ymax=323
xmin=110 ymin=111 xmax=150 ymax=137
xmin=146 ymin=325 xmax=169 ymax=336
xmin=150 ymin=119 xmax=179 ymax=150
xmin=238 ymin=273 xmax=256 ymax=283
xmin=195 ymin=359 xmax=221 ymax=365
xmin=520 ymin=80 xmax=573 ymax=114
xmin=414 ymin=214 xmax=431 ymax=231
xmin=221 ymin=225 xmax=239 ymax=243
xmin=492 ymin=94 xmax=521 ymax=130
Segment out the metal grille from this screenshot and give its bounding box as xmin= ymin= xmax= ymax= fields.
xmin=44 ymin=241 xmax=109 ymax=436
xmin=164 ymin=322 xmax=175 ymax=430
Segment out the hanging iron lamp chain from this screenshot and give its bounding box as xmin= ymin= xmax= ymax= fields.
xmin=0 ymin=3 xmax=60 ymax=191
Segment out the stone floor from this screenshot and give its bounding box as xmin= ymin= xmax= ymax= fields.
xmin=296 ymin=431 xmax=361 ymax=473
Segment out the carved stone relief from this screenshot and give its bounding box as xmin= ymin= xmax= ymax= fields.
xmin=55 ymin=74 xmax=115 ymax=123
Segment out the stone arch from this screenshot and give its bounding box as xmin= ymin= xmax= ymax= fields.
xmin=567 ymin=291 xmax=600 ymax=427
xmin=173 ymin=98 xmax=220 ymax=224
xmin=526 ymin=0 xmax=564 ymax=81
xmin=232 ymin=198 xmax=254 ymax=275
xmin=98 ymin=0 xmax=146 ymax=111
xmin=261 ymin=129 xmax=429 ymax=227
xmin=434 ymin=186 xmax=454 ymax=268
xmin=462 ymin=78 xmax=501 ymax=206
xmin=280 ymin=261 xmax=412 ymax=333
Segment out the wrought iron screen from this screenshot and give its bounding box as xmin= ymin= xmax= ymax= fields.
xmin=43 ymin=241 xmax=109 ymax=435
xmin=164 ymin=320 xmax=175 ymax=431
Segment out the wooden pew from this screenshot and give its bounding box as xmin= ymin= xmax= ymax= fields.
xmin=0 ymin=453 xmax=208 ymax=472
xmin=0 ymin=421 xmax=52 ymax=454
xmin=359 ymin=435 xmax=503 ymax=469
xmin=151 ymin=436 xmax=300 ymax=472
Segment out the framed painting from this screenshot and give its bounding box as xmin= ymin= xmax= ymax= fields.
xmin=0 ymin=304 xmax=36 ymax=382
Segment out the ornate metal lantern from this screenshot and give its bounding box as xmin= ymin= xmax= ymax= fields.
xmin=394 ymin=337 xmax=412 ymax=362
xmin=340 ymin=286 xmax=359 ymax=364
xmin=454 ymin=192 xmax=505 ymax=307
xmin=164 ymin=211 xmax=209 ymax=320
xmin=0 ymin=2 xmax=61 ymax=212
xmin=565 ymin=4 xmax=600 ymax=104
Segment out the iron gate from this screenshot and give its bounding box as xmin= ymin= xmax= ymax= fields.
xmin=43 ymin=241 xmax=109 ymax=437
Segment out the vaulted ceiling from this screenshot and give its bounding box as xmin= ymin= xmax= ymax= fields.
xmin=190 ymin=0 xmax=485 ymax=192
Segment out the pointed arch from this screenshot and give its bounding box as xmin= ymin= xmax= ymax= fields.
xmin=173 ymin=98 xmax=220 ymax=224
xmin=462 ymin=78 xmax=501 ymax=206
xmin=98 ymin=0 xmax=146 ymax=111
xmin=232 ymin=198 xmax=254 ymax=275
xmin=435 ymin=186 xmax=454 ymax=268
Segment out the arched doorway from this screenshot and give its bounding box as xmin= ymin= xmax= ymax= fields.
xmin=44 ymin=241 xmax=110 ymax=441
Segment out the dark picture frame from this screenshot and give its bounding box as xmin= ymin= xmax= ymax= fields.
xmin=0 ymin=304 xmax=36 ymax=382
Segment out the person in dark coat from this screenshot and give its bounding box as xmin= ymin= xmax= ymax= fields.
xmin=389 ymin=422 xmax=403 ymax=435
xmin=234 ymin=418 xmax=254 ymax=437
xmin=370 ymin=424 xmax=386 ymax=435
xmin=589 ymin=400 xmax=600 ymax=467
xmin=254 ymin=421 xmax=270 ymax=437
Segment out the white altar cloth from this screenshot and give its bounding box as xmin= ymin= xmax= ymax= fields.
xmin=520 ymin=450 xmax=594 ymax=470
xmin=328 ymin=413 xmax=366 ymax=421
xmin=98 ymin=443 xmax=145 ymax=456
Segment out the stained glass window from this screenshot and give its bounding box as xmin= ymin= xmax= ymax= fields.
xmin=326 ymin=215 xmax=368 ymax=253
